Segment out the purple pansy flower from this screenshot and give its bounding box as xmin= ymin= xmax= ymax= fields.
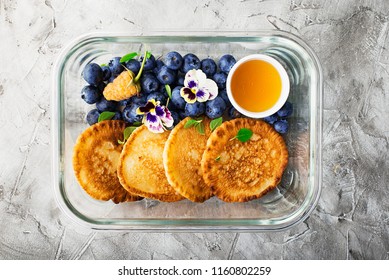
xmin=180 ymin=69 xmax=218 ymax=103
xmin=136 ymin=99 xmax=173 ymax=133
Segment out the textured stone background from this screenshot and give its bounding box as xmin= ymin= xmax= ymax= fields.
xmin=1 ymin=0 xmax=388 ymax=259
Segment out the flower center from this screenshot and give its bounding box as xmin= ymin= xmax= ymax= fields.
xmin=191 ymin=87 xmax=197 ymax=94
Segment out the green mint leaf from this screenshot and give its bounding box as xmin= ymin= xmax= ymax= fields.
xmin=215 ymin=155 xmax=221 ymax=161
xmin=235 ymin=128 xmax=253 ymax=142
xmin=100 ymin=63 xmax=107 ymax=67
xmin=123 ymin=126 xmax=137 ymax=140
xmin=210 ymin=117 xmax=223 ymax=132
xmin=132 ymin=121 xmax=142 ymax=126
xmin=184 ymin=119 xmax=199 ymax=129
xmin=120 ymin=52 xmax=139 ymax=63
xmin=165 ymin=84 xmax=172 ymax=99
xmin=98 ymin=111 xmax=116 ymax=122
xmin=146 ymin=51 xmax=152 ymax=59
xmin=196 ymin=122 xmax=205 ymax=135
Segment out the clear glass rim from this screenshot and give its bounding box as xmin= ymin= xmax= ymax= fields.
xmin=51 ymin=30 xmax=323 ymax=232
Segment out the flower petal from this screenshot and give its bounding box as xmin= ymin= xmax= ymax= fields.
xmin=146 ymin=113 xmax=158 ymax=124
xmin=180 ymin=87 xmax=197 ymax=103
xmin=194 ymin=69 xmax=207 ymax=85
xmin=161 ymin=107 xmax=174 ymax=128
xmin=201 ymin=78 xmax=218 ymax=100
xmin=184 ymin=69 xmax=199 ymax=88
xmin=146 ymin=120 xmax=165 ymax=133
xmin=136 ymin=99 xmax=156 ymax=114
xmin=196 ymin=89 xmax=210 ymax=102
xmin=155 ymin=105 xmax=165 ymax=117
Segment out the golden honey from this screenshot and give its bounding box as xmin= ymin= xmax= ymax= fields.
xmin=230 ymin=60 xmax=282 ymax=112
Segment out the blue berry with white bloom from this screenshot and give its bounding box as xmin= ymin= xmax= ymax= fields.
xmin=185 ymin=102 xmax=205 ymax=117
xmin=125 ymin=59 xmax=141 ymax=75
xmin=212 ymin=72 xmax=227 ymax=89
xmin=81 ymin=85 xmax=102 ymax=104
xmin=86 ymin=109 xmax=100 ymax=125
xmin=263 ymin=114 xmax=278 ymax=124
xmin=201 ymin=58 xmax=217 ymax=77
xmin=122 ymin=103 xmax=143 ymax=123
xmin=140 ymin=73 xmax=160 ymax=93
xmin=82 ymin=63 xmax=103 ymax=86
xmin=96 ymin=97 xmax=118 ymax=112
xmin=157 ymin=65 xmax=177 ymax=85
xmin=205 ymin=96 xmax=227 ymax=119
xmin=181 ymin=53 xmax=201 ymax=73
xmin=219 ymin=89 xmax=231 ymax=107
xmin=228 ymin=106 xmax=242 ymax=119
xmin=274 ymin=119 xmax=289 ymax=134
xmin=101 ymin=66 xmax=111 ymax=81
xmin=164 ymin=51 xmax=183 ymax=70
xmin=140 ymin=54 xmax=156 ymax=71
xmin=147 ymin=92 xmax=168 ymax=105
xmin=277 ymin=101 xmax=293 ymax=118
xmin=171 ymin=86 xmax=185 ymax=110
xmin=108 ymin=57 xmax=123 ymax=76
xmin=218 ymin=54 xmax=236 ymax=73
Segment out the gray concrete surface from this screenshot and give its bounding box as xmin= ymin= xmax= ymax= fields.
xmin=0 ymin=0 xmax=388 ymax=259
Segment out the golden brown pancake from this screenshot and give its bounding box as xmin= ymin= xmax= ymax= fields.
xmin=117 ymin=125 xmax=183 ymax=202
xmin=72 ymin=120 xmax=142 ymax=203
xmin=163 ymin=117 xmax=213 ymax=202
xmin=201 ymin=118 xmax=288 ymax=202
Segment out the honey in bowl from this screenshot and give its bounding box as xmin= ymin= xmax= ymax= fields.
xmin=226 ymin=54 xmax=289 ymax=118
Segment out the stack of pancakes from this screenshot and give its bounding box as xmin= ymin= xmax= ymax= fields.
xmin=73 ymin=118 xmax=288 ymax=203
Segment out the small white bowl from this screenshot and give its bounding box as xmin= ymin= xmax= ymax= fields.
xmin=226 ymin=54 xmax=290 ymax=119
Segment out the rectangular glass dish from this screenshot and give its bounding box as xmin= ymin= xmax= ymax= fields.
xmin=52 ymin=31 xmax=322 ymax=231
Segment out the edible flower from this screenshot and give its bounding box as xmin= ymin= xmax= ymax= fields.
xmin=180 ymin=69 xmax=218 ymax=103
xmin=136 ymin=99 xmax=173 ymax=133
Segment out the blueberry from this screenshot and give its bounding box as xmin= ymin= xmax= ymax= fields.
xmin=263 ymin=114 xmax=278 ymax=124
xmin=96 ymin=97 xmax=119 ymax=112
xmin=274 ymin=119 xmax=289 ymax=134
xmin=164 ymin=51 xmax=183 ymax=70
xmin=167 ymin=100 xmax=178 ymax=112
xmin=212 ymin=72 xmax=227 ymax=89
xmin=108 ymin=57 xmax=123 ymax=76
xmin=205 ymin=96 xmax=227 ymax=119
xmin=276 ymin=101 xmax=293 ymax=118
xmin=129 ymin=94 xmax=147 ymax=105
xmin=140 ymin=73 xmax=160 ymax=93
xmin=119 ymin=98 xmax=131 ymax=107
xmin=125 ymin=59 xmax=141 ymax=75
xmin=170 ymin=111 xmax=180 ymax=126
xmin=176 ymin=73 xmax=185 ymax=86
xmin=101 ymin=66 xmax=111 ymax=81
xmin=96 ymin=82 xmax=106 ymax=92
xmin=185 ymin=102 xmax=205 ymax=117
xmin=122 ymin=103 xmax=143 ymax=123
xmin=228 ymin=106 xmax=242 ymax=119
xmin=112 ymin=111 xmax=122 ymax=120
xmin=86 ymin=109 xmax=100 ymax=125
xmin=157 ymin=65 xmax=177 ymax=85
xmin=153 ymin=60 xmax=165 ymax=75
xmin=81 ymin=85 xmax=102 ymax=104
xmin=147 ymin=92 xmax=168 ymax=105
xmin=219 ymin=89 xmax=231 ymax=107
xmin=108 ymin=75 xmax=116 ymax=83
xmin=82 ymin=63 xmax=103 ymax=86
xmin=140 ymin=54 xmax=156 ymax=71
xmin=181 ymin=53 xmax=201 ymax=73
xmin=171 ymin=86 xmax=185 ymax=110
xmin=218 ymin=54 xmax=236 ymax=73
xmin=178 ymin=110 xmax=188 ymax=120
xmin=201 ymin=58 xmax=217 ymax=77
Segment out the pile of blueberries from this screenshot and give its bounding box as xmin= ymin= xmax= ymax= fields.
xmin=81 ymin=51 xmax=292 ymax=134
